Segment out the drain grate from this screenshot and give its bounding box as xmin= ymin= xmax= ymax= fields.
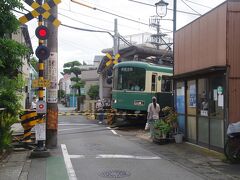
xmin=98 ymin=170 xmax=131 ymax=178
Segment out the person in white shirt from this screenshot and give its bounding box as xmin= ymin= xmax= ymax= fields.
xmin=147 ymin=96 xmax=160 ymax=138
xmin=31 ymin=96 xmax=37 ymax=110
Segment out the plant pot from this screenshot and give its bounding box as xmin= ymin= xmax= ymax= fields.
xmin=174 ymin=134 xmax=183 ymax=143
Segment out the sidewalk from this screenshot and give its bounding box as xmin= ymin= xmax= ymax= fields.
xmin=136 ymin=131 xmax=240 ymax=180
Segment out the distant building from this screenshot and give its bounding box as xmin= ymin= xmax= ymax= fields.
xmin=59 ymin=56 xmax=101 ymax=108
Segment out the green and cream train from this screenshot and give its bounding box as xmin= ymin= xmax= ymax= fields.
xmin=112 ymin=61 xmax=173 ymax=122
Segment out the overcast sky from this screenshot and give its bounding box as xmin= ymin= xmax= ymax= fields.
xmin=16 ymin=0 xmax=226 ymax=79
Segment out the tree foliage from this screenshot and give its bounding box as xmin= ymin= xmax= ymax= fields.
xmin=63 ymin=61 xmax=85 ymax=96
xmin=0 ymin=0 xmax=29 ymax=152
xmin=87 ymin=85 xmax=99 ymax=100
xmin=0 ymin=38 xmax=29 ymax=77
xmin=0 ymin=0 xmax=23 ymax=38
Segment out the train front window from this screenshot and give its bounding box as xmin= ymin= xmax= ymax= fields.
xmin=114 ymin=67 xmax=145 ymax=91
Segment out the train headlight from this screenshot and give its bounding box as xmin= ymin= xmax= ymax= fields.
xmin=113 ymin=99 xmax=117 ymax=103
xmin=134 ymin=100 xmax=144 ymax=106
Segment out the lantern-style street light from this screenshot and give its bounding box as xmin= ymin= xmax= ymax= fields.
xmin=155 ymin=0 xmax=169 ymax=18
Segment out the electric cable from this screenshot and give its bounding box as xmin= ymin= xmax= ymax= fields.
xmin=181 ymin=0 xmax=201 ymax=16
xmin=70 ymin=0 xmax=172 ymax=32
xmin=61 ymin=23 xmax=114 ymax=37
xmin=128 ymin=0 xmax=200 ymax=16
xmin=59 ymin=8 xmax=143 ymax=31
xmin=184 ymin=0 xmax=212 ymax=9
xmin=59 ymin=12 xmax=113 ymax=32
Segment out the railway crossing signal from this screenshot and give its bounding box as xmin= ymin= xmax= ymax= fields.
xmin=18 ymin=0 xmax=61 ymax=156
xmin=106 ymin=69 xmax=113 ymax=85
xmin=105 ymin=53 xmax=120 ymax=67
xmin=35 ymin=25 xmax=49 ymax=40
xmin=35 ymin=25 xmax=50 ymax=59
xmin=19 ymin=0 xmax=61 ymax=27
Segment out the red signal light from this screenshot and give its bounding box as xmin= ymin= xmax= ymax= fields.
xmin=39 ymin=29 xmax=47 ymax=37
xmin=35 ymin=25 xmax=49 ymax=40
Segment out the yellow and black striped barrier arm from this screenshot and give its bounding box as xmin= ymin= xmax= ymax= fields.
xmin=20 ymin=110 xmax=44 ymax=141
xmin=19 ymin=0 xmax=61 ymax=27
xmin=58 ymin=111 xmax=146 ymax=116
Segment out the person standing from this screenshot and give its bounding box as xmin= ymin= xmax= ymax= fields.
xmin=30 ymin=96 xmax=37 ymax=110
xmin=147 ymin=96 xmax=160 ymax=138
xmin=96 ymin=98 xmax=104 ymax=124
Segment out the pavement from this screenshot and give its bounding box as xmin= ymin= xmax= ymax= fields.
xmin=1 ymin=104 xmax=240 ymax=180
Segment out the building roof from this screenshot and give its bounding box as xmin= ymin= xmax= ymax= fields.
xmin=97 ymin=45 xmax=173 ymax=73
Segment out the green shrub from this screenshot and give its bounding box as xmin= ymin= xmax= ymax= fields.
xmin=0 ymin=112 xmax=16 ymax=152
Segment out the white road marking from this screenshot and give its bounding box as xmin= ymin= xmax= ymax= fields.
xmin=107 ymin=127 xmax=118 ymax=135
xmin=59 ymin=123 xmax=97 ymax=126
xmin=61 ymin=144 xmax=77 ymax=180
xmin=59 ymin=128 xmax=86 ymax=132
xmin=67 ymin=154 xmax=161 ymax=160
xmin=96 ymin=154 xmax=161 ymax=160
xmin=69 ymin=155 xmax=85 ymax=159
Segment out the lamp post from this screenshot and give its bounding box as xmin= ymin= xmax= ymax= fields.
xmin=155 ymin=0 xmax=169 ymax=18
xmin=155 ymin=0 xmax=176 ymax=63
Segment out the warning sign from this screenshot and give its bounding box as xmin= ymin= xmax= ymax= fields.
xmin=36 ymin=100 xmax=46 ymax=114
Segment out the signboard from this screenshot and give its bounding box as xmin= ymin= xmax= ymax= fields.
xmin=36 ymin=100 xmax=46 ymax=114
xmin=32 ymin=79 xmax=50 ymax=88
xmin=217 ymin=86 xmax=223 ymax=95
xmin=47 ymin=52 xmax=58 ymax=103
xmin=47 ymin=89 xmax=58 ymax=103
xmin=189 ymin=84 xmax=196 ymax=107
xmin=35 ymin=123 xmax=46 ymax=141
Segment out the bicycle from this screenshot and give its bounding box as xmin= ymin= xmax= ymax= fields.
xmin=224 ymin=122 xmax=240 ymax=163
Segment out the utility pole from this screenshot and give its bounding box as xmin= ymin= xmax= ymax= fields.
xmin=113 ymin=18 xmax=118 ymax=56
xmin=46 ymin=5 xmax=58 ymax=148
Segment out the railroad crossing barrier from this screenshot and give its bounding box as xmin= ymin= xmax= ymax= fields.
xmin=20 ymin=110 xmax=44 ymax=142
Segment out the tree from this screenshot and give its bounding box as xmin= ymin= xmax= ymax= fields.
xmin=88 ymin=85 xmax=99 ymax=100
xmin=63 ymin=61 xmax=85 ymax=96
xmin=0 ymin=0 xmax=29 ymax=152
xmin=63 ymin=61 xmax=85 ymax=111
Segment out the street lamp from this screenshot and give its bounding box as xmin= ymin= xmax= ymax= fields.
xmin=155 ymin=0 xmax=169 ymax=18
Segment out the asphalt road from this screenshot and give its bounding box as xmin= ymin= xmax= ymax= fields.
xmin=53 ymin=115 xmax=204 ymax=180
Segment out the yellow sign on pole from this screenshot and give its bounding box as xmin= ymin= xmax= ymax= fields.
xmin=32 ymin=79 xmax=50 ymax=88
xmin=105 ymin=53 xmax=120 ymax=67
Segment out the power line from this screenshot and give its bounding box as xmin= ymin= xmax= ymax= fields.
xmin=128 ymin=0 xmax=200 ymax=16
xmin=71 ymin=0 xmax=172 ymax=32
xmin=61 ymin=23 xmax=114 ymax=37
xmin=181 ymin=0 xmax=201 ymax=16
xmin=59 ymin=12 xmax=113 ymax=32
xmin=59 ymin=8 xmax=143 ymax=31
xmin=184 ymin=0 xmax=212 ymax=9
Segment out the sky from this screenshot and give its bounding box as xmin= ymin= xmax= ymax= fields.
xmin=15 ymin=0 xmax=226 ymax=79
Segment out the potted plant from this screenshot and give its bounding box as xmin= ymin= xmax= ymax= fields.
xmin=162 ymin=106 xmax=184 ymax=143
xmin=153 ymin=120 xmax=171 ymax=139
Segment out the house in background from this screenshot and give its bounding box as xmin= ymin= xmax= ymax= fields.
xmin=11 ymin=24 xmax=34 ymax=109
xmin=59 ymin=55 xmax=101 ymax=109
